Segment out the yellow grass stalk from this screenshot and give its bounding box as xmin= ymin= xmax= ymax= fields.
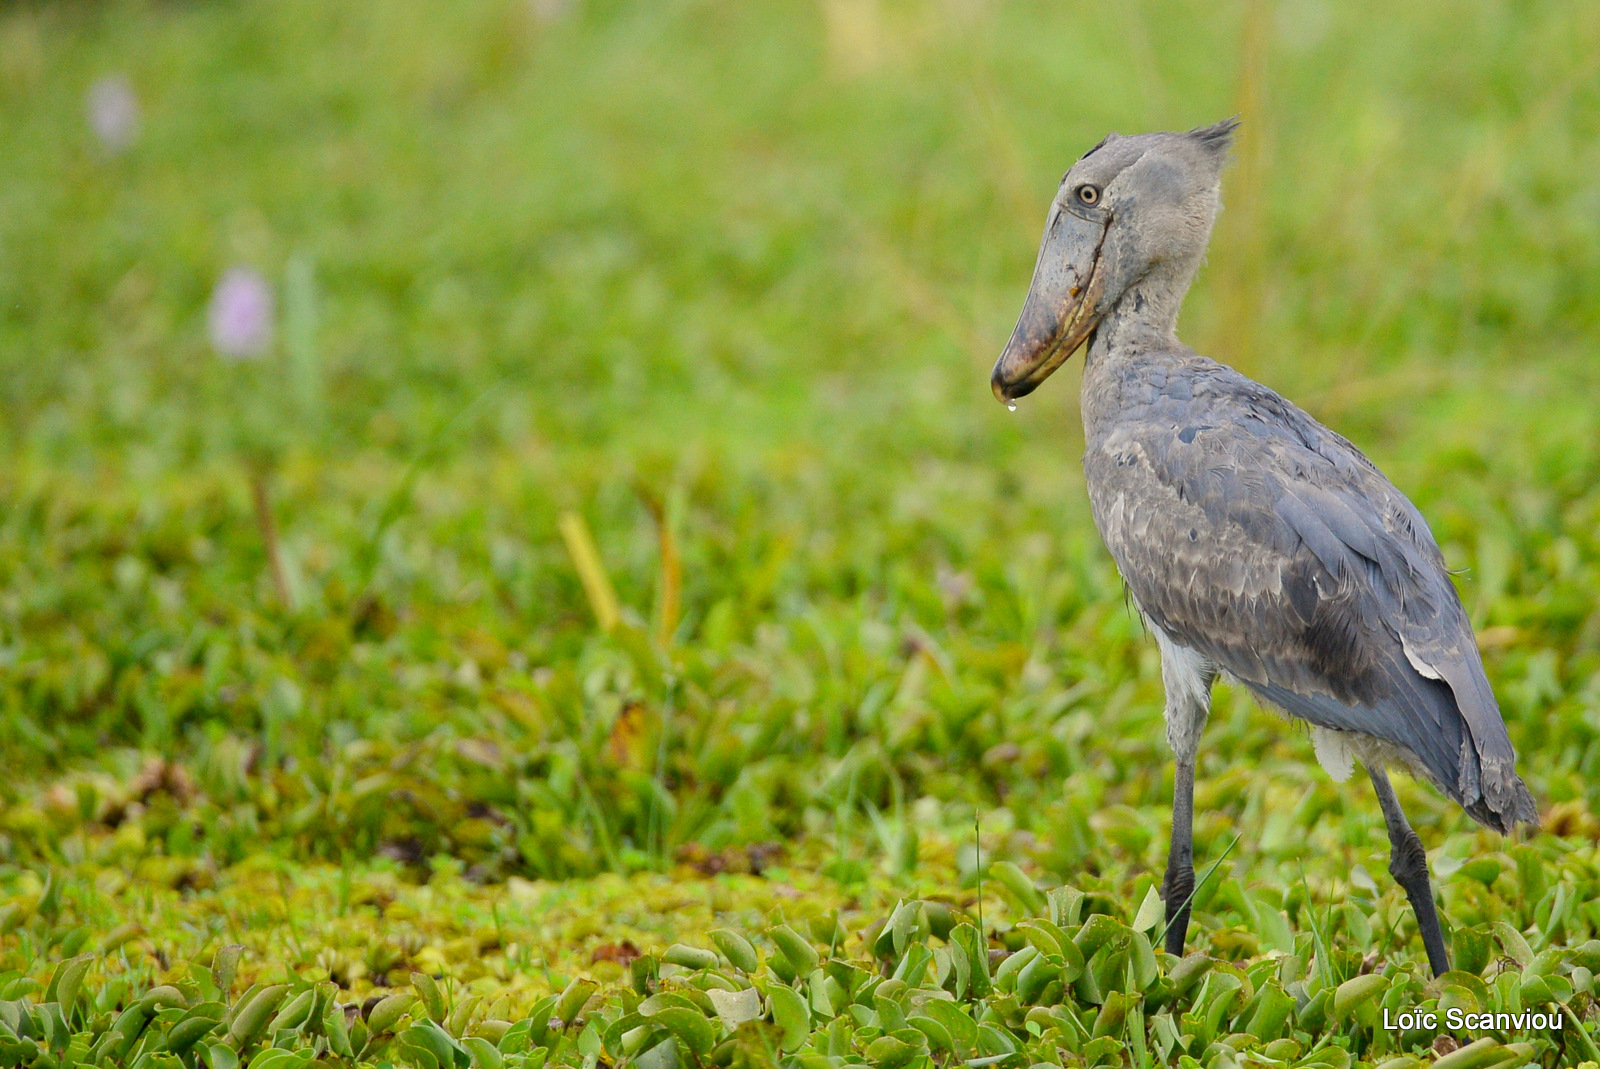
xmin=558 ymin=511 xmax=620 ymax=634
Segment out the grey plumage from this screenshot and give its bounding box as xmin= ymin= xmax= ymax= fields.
xmin=991 ymin=118 xmax=1536 ymax=974
xmin=1081 ymin=352 xmax=1537 ymax=832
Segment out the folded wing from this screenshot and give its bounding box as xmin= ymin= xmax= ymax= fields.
xmin=1085 ymin=362 xmax=1537 ymax=832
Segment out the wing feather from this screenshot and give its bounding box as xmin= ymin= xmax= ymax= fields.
xmin=1084 ymin=357 xmax=1537 ymax=831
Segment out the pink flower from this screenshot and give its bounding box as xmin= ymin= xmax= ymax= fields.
xmin=209 ymin=268 xmax=275 ymax=360
xmin=87 ymin=76 xmax=140 ymax=152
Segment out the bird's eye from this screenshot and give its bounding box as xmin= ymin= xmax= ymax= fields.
xmin=1077 ymin=185 xmax=1101 ymax=206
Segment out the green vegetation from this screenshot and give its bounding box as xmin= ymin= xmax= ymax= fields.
xmin=3 ymin=0 xmax=1600 ymax=1065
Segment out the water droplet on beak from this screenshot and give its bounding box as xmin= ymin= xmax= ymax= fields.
xmin=1006 ymin=400 xmax=1017 ymax=412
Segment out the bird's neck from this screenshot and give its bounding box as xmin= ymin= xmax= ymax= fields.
xmin=1081 ymin=267 xmax=1199 ymax=432
xmin=1095 ymin=257 xmax=1197 ymax=351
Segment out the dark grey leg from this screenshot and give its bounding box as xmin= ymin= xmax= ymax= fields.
xmin=1161 ymin=759 xmax=1196 ymax=956
xmin=1365 ymin=763 xmax=1450 ymax=977
xmin=1150 ymin=629 xmax=1214 ymax=959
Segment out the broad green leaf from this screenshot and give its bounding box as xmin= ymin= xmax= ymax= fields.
xmin=769 ymin=926 xmax=820 ymax=975
xmin=462 ymin=1036 xmax=502 ymax=1069
xmin=1131 ymin=886 xmax=1164 ymax=934
xmin=663 ymin=944 xmax=717 ymax=971
xmin=412 ymin=973 xmax=446 ymax=1023
xmin=228 ymin=985 xmax=289 ymax=1049
xmin=989 ymin=862 xmax=1045 ymax=916
xmin=948 ymin=924 xmax=990 ymax=1000
xmin=554 ymin=978 xmax=598 ymax=1026
xmin=710 ymin=930 xmax=760 ymax=974
xmin=1333 ymin=974 xmax=1387 ymax=1017
xmin=920 ymin=997 xmax=976 ymax=1052
xmin=705 ymin=987 xmax=761 ymax=1031
xmin=633 ymin=1036 xmax=680 ymax=1069
xmin=365 ymin=991 xmax=416 ymax=1035
xmin=1453 ymin=925 xmax=1493 ymax=975
xmin=906 ymin=1013 xmax=953 ymax=1053
xmin=1073 ymin=914 xmax=1124 ymax=958
xmin=1456 ymin=858 xmax=1502 ymax=886
xmin=766 ymin=984 xmax=810 ymax=1052
xmin=245 ymin=1048 xmax=302 ymax=1069
xmin=1492 ymin=923 xmax=1534 ymax=968
xmin=204 ymin=1043 xmax=239 ymax=1069
xmin=864 ymin=1034 xmax=921 ymax=1069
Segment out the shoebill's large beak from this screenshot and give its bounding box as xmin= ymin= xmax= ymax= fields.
xmin=991 ymin=206 xmax=1108 ymax=404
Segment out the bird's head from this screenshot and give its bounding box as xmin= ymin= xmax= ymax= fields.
xmin=991 ymin=117 xmax=1238 ymax=404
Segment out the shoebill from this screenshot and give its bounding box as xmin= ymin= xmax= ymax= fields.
xmin=990 ymin=118 xmax=1538 ymax=976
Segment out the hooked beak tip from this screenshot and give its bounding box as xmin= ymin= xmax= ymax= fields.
xmin=990 ymin=251 xmax=1105 ymax=404
xmin=991 ymin=366 xmax=1038 ymax=405
xmin=991 ymin=373 xmax=1011 ymax=405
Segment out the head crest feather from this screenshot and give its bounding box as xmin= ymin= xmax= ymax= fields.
xmin=1189 ymin=116 xmax=1241 ymax=153
xmin=1078 ymin=133 xmax=1117 ymax=162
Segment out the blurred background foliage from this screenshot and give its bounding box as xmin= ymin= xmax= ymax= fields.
xmin=0 ymin=0 xmax=1599 ymax=901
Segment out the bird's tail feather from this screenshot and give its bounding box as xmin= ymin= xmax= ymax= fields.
xmin=1467 ymin=758 xmax=1539 ymax=834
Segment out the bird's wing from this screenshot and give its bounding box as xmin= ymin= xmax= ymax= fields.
xmin=1084 ymin=363 xmax=1536 ymax=830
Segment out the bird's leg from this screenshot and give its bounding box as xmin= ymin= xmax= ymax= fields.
xmin=1365 ymin=763 xmax=1450 ymax=977
xmin=1152 ymin=630 xmax=1214 ymax=957
xmin=1162 ymin=758 xmax=1197 ymax=956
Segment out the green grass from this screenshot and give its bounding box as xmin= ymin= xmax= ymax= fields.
xmin=3 ymin=0 xmax=1600 ymax=1065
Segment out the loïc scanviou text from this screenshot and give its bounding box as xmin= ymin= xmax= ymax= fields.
xmin=1383 ymin=1008 xmax=1564 ymax=1033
